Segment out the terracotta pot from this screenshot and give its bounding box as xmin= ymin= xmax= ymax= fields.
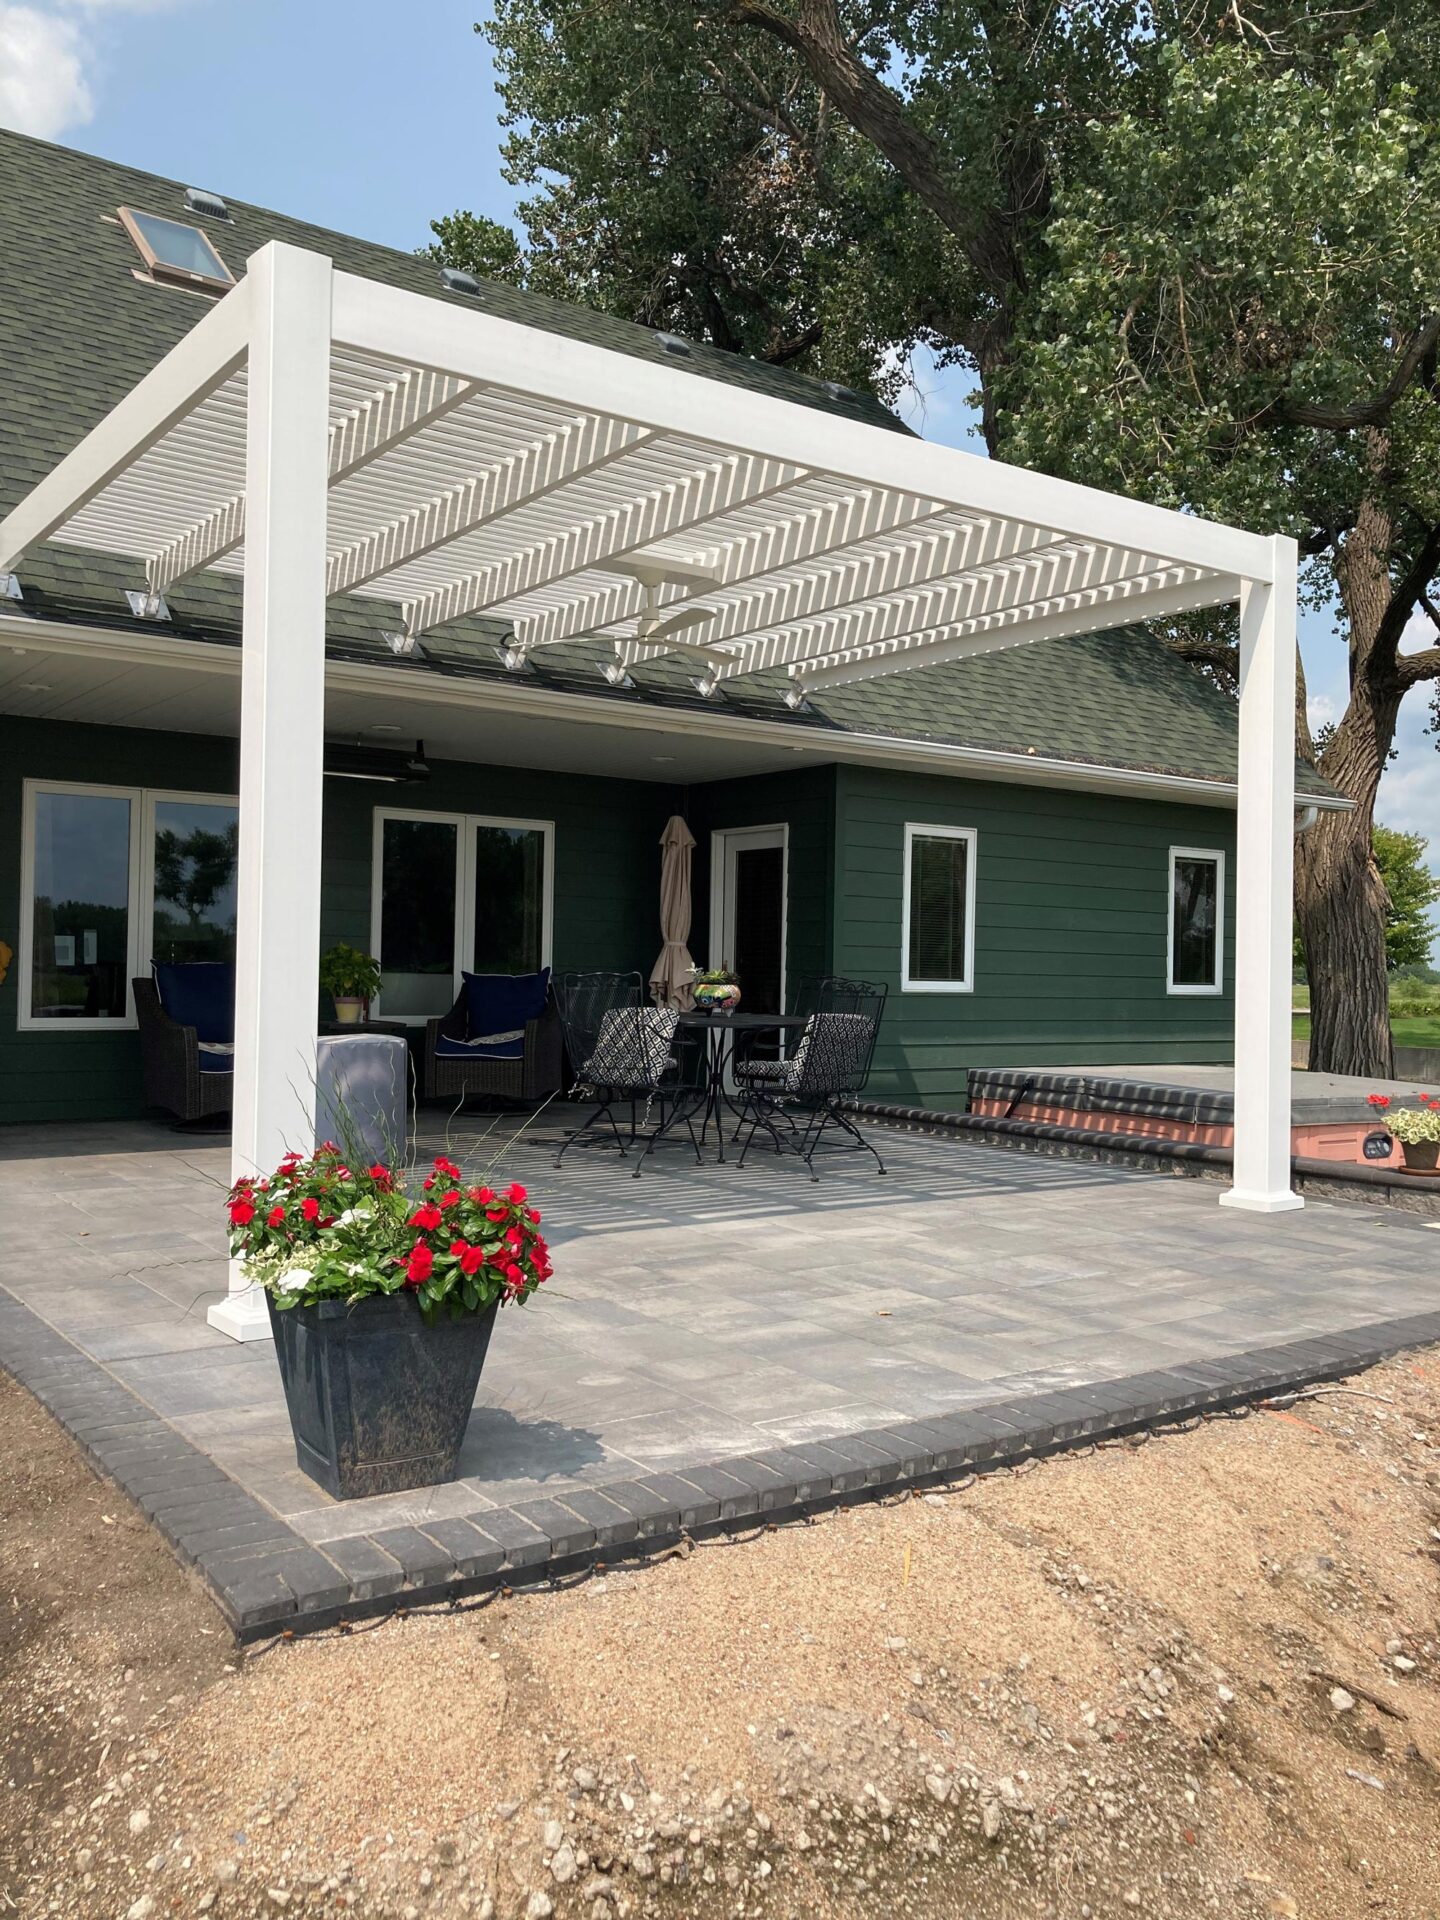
xmin=1399 ymin=1138 xmax=1440 ymax=1174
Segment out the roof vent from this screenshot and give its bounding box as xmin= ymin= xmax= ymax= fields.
xmin=440 ymin=266 xmax=481 ymax=296
xmin=655 ymin=332 xmax=692 ymax=357
xmin=184 ymin=187 xmax=230 ymax=221
xmin=822 ymin=379 xmax=859 ymax=402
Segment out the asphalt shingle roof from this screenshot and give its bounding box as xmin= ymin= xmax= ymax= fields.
xmin=0 ymin=127 xmax=1334 ymax=801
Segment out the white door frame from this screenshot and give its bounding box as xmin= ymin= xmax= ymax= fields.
xmin=708 ymin=822 xmax=789 ymax=1010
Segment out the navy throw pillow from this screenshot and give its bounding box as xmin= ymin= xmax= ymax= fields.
xmin=153 ymin=961 xmax=236 ymax=1045
xmin=461 ymin=967 xmax=550 ymax=1040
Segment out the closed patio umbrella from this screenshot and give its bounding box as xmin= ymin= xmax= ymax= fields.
xmin=650 ymin=814 xmax=697 ymax=1008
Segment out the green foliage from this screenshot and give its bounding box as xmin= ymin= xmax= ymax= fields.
xmin=318 ymin=942 xmax=382 ymax=1002
xmin=1002 ymin=33 xmax=1440 ymax=552
xmin=1373 ymin=825 xmax=1440 ymax=971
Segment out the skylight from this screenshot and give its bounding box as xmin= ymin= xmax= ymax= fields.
xmin=119 ymin=207 xmax=234 ymax=292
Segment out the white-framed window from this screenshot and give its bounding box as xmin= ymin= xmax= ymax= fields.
xmin=369 ymin=807 xmax=554 ymax=1021
xmin=1167 ymin=846 xmax=1225 ymax=995
xmin=901 ymin=823 xmax=977 ymax=993
xmin=18 ymin=780 xmax=239 ymax=1032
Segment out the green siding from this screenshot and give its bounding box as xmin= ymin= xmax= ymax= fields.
xmin=1 ymin=717 xmax=673 ymax=1124
xmin=831 ymin=764 xmax=1237 ymax=1111
xmin=687 ymin=768 xmax=836 ymax=1005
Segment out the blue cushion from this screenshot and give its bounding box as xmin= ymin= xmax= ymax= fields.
xmin=154 ymin=962 xmax=235 ymax=1045
xmin=198 ymin=1042 xmax=234 ymax=1075
xmin=435 ymin=1031 xmax=524 ymax=1062
xmin=461 ymin=967 xmax=549 ymax=1044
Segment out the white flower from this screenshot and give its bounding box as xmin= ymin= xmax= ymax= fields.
xmin=274 ymin=1266 xmax=311 ymax=1295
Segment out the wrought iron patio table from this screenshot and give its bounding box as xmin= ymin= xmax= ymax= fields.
xmin=676 ymin=1009 xmax=808 ymax=1162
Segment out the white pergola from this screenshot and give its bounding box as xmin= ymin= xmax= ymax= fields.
xmin=0 ymin=242 xmax=1305 ymax=1338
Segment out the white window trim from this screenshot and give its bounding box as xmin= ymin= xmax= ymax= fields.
xmin=369 ymin=805 xmax=555 ymax=1022
xmin=17 ymin=779 xmax=238 ymax=1033
xmin=901 ymin=822 xmax=977 ymax=993
xmin=1167 ymin=845 xmax=1226 ymax=996
xmin=707 ymin=822 xmax=789 ymax=1007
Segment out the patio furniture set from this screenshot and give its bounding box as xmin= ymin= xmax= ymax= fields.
xmin=135 ymin=958 xmax=888 ymax=1182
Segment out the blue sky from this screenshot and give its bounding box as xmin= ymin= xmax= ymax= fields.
xmin=1 ymin=0 xmax=1435 ymax=945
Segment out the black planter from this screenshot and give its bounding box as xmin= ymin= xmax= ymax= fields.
xmin=267 ymin=1291 xmax=498 ymax=1499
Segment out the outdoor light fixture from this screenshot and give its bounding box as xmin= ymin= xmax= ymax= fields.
xmin=496 ymin=642 xmax=528 ymax=671
xmin=0 ymin=573 xmax=20 ymax=602
xmin=601 ymin=661 xmax=635 ymax=689
xmin=383 ymin=630 xmax=426 ymax=660
xmin=324 ymin=737 xmax=430 ymax=784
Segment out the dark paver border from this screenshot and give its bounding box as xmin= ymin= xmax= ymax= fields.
xmin=3 ymin=1285 xmax=1438 ymax=1642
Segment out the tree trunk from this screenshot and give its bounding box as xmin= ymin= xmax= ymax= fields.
xmin=1296 ymin=488 xmax=1401 ymax=1080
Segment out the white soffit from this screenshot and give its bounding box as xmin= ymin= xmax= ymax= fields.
xmin=0 ymin=246 xmax=1266 ymax=698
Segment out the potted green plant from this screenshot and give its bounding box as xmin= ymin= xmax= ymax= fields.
xmin=227 ymin=1145 xmax=552 ymax=1497
xmin=319 ymin=942 xmax=383 ymax=1024
xmin=1369 ymin=1093 xmax=1440 ymax=1174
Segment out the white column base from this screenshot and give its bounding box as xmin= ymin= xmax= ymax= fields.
xmin=207 ymin=1269 xmax=273 ymax=1342
xmin=1219 ymin=1188 xmax=1305 ymax=1215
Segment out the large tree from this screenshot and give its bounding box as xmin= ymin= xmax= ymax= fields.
xmin=434 ymin=2 xmax=1440 ymax=1074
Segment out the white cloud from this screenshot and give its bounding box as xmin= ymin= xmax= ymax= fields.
xmin=0 ymin=6 xmax=92 ymax=138
xmin=0 ymin=0 xmax=185 ymax=142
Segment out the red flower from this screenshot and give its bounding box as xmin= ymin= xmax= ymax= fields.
xmin=504 ymin=1262 xmax=524 ymax=1285
xmin=504 ymin=1225 xmax=524 ymax=1247
xmin=505 ymin=1182 xmax=528 ymax=1204
xmin=1367 ymin=1093 xmax=1391 ymax=1109
xmin=405 ymin=1241 xmax=434 ymax=1286
xmin=439 ymin=1188 xmax=462 ymax=1210
xmin=228 ymin=1198 xmax=255 ymax=1226
xmin=409 ymin=1202 xmax=443 ymax=1232
xmin=486 ymin=1206 xmax=508 ymax=1223
xmin=301 ymin=1196 xmax=321 ymax=1223
xmin=266 ymin=1204 xmax=285 ymax=1228
xmin=449 ymin=1240 xmax=487 ymax=1277
xmin=336 ymin=1166 xmax=352 ymax=1181
xmin=434 ymin=1155 xmax=462 ymax=1179
xmin=527 ymin=1207 xmax=542 ymax=1224
xmin=474 ymin=1186 xmax=496 ymax=1205
xmin=368 ymin=1163 xmax=392 ymax=1185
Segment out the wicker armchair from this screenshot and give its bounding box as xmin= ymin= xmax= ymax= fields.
xmin=133 ymin=977 xmax=233 ymax=1121
xmin=424 ymin=985 xmax=563 ymax=1106
xmin=734 ymin=977 xmax=888 ymax=1181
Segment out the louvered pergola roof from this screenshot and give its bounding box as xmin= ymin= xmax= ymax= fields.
xmin=0 ymin=246 xmax=1272 ymax=700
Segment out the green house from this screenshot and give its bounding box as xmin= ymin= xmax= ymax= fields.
xmin=0 ymin=130 xmax=1337 ymax=1258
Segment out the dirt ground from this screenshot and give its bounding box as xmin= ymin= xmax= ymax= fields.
xmin=2 ymin=1352 xmax=1439 ymax=1920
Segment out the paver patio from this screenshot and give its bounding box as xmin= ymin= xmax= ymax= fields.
xmin=3 ymin=1113 xmax=1438 ymax=1567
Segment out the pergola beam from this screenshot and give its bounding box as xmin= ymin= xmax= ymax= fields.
xmin=404 ymin=452 xmax=807 ymax=640
xmin=791 ymin=567 xmax=1239 ymax=690
xmin=332 ymin=269 xmax=1276 ymax=581
xmin=617 ymin=514 xmax=1063 ymax=672
xmin=329 ymin=411 xmax=649 ymax=601
xmin=148 ymin=367 xmax=478 ymax=594
xmin=521 ymin=483 xmax=946 ymax=656
xmin=0 ymin=275 xmax=251 ymax=575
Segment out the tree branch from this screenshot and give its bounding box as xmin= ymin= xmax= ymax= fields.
xmin=1373 ymin=521 xmax=1440 ymax=669
xmin=707 ymin=0 xmax=1017 ymax=300
xmin=1397 ymin=644 xmax=1440 ymax=688
xmin=1279 ymin=315 xmax=1440 ymax=430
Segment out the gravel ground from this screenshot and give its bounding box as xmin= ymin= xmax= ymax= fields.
xmin=3 ymin=1351 xmax=1439 ymax=1920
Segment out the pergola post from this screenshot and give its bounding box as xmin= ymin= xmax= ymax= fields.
xmin=1221 ymin=534 xmax=1303 ymax=1215
xmin=208 ymin=244 xmax=333 ymax=1341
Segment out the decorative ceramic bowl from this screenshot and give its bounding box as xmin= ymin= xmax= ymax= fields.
xmin=693 ymin=980 xmax=741 ymax=1013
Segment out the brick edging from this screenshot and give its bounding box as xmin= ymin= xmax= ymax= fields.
xmin=4 ymin=1286 xmax=1439 ymax=1642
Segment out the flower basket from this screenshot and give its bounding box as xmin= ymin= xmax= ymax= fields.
xmin=1367 ymin=1093 xmax=1440 ymax=1177
xmin=228 ymin=1146 xmax=552 ymax=1497
xmin=691 ymin=968 xmax=740 ymax=1014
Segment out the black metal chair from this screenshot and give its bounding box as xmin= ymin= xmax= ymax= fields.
xmin=735 ymin=977 xmax=888 ymax=1180
xmin=554 ymin=970 xmax=702 ymax=1177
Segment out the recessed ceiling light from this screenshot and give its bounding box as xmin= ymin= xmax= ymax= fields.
xmin=651 ymin=754 xmax=676 ymax=762
xmin=21 ymin=682 xmax=51 ymax=692
xmin=369 ymin=723 xmax=401 ymax=733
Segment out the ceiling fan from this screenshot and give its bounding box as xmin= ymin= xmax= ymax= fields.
xmin=598 ymin=557 xmax=728 ymax=656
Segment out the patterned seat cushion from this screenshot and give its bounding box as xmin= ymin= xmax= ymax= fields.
xmin=582 ymin=1006 xmax=678 ymax=1090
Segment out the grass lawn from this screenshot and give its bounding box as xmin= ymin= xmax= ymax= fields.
xmin=1292 ymin=1013 xmax=1440 ymax=1049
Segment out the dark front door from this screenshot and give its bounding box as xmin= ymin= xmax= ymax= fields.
xmin=731 ymin=840 xmax=785 ymax=1061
